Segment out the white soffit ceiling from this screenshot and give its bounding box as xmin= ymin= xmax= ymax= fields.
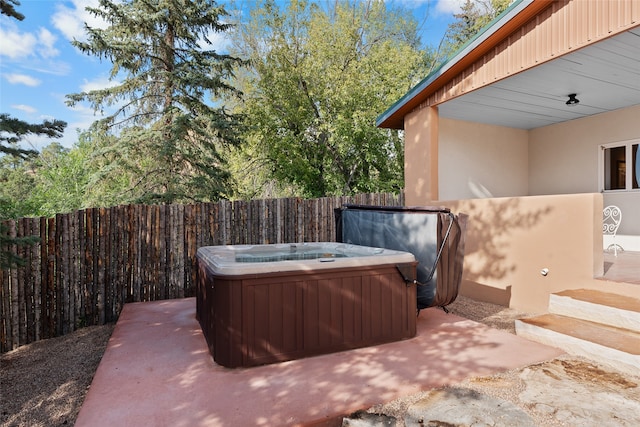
xmin=437 ymin=28 xmax=640 ymax=130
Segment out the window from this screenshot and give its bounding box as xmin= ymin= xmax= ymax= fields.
xmin=601 ymin=140 xmax=639 ymax=191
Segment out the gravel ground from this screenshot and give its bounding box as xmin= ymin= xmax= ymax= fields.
xmin=1 ymin=324 xmax=115 ymax=427
xmin=2 ymin=296 xmax=637 ymax=427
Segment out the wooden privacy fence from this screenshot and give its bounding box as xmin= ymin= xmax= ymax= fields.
xmin=0 ymin=192 xmax=403 ymax=352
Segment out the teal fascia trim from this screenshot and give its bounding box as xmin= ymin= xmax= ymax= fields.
xmin=376 ymin=0 xmax=533 ymax=128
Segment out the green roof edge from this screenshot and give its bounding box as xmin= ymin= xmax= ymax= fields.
xmin=376 ymin=0 xmax=532 ymax=128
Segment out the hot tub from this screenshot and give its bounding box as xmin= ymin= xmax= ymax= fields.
xmin=196 ymin=243 xmax=418 ymax=368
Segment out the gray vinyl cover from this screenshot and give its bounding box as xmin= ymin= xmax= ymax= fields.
xmin=337 ymin=208 xmax=439 ymax=309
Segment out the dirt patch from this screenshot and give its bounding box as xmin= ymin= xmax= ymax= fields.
xmin=549 ymin=359 xmax=638 ymax=389
xmin=1 ymin=324 xmax=115 ymax=427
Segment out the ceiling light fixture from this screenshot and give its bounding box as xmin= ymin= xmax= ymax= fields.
xmin=566 ymin=93 xmax=580 ymax=106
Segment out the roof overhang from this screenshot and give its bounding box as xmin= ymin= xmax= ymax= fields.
xmin=436 ymin=27 xmax=640 ymax=130
xmin=377 ymin=0 xmax=552 ymax=129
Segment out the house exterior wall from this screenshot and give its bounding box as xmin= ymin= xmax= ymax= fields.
xmin=439 ymin=118 xmax=529 ymax=200
xmin=395 ymin=1 xmax=640 ymax=311
xmin=529 ymin=104 xmax=640 ymax=236
xmin=440 ymin=193 xmax=640 ymax=313
xmin=404 ymin=107 xmax=439 ymax=204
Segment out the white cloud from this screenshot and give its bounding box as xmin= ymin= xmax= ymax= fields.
xmin=5 ymin=73 xmax=41 ymax=86
xmin=0 ymin=19 xmax=61 ymax=60
xmin=435 ymin=0 xmax=467 ymax=15
xmin=0 ymin=21 xmax=37 ymax=59
xmin=12 ymin=104 xmax=38 ymax=114
xmin=80 ymin=76 xmax=120 ymax=92
xmin=37 ymin=28 xmax=60 ymax=58
xmin=198 ymin=30 xmax=232 ymax=53
xmin=52 ymin=0 xmax=106 ymax=42
xmin=434 ymin=0 xmax=493 ymax=16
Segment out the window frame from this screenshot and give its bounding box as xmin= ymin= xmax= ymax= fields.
xmin=599 ymin=138 xmax=640 ymax=193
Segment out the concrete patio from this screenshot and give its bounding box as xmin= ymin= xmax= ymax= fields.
xmin=75 ymin=298 xmax=563 ymax=427
xmin=603 ymin=250 xmax=640 ymax=285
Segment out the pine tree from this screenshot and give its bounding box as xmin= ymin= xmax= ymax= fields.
xmin=66 ymin=0 xmax=245 ymax=204
xmin=0 ymin=114 xmax=66 ymax=159
xmin=0 ymin=0 xmax=24 ymax=21
xmin=437 ymin=0 xmax=513 ymax=64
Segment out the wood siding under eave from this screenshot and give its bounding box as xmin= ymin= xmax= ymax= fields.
xmin=417 ymin=0 xmax=640 ymax=112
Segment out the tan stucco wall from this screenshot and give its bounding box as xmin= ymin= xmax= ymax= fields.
xmin=529 ymin=104 xmax=640 ymax=195
xmin=438 ymin=118 xmax=529 ymax=200
xmin=441 ymin=193 xmax=640 ymax=313
xmin=404 ymin=107 xmax=438 ymax=205
xmin=406 ymin=105 xmax=640 ymax=205
xmin=529 ymin=104 xmax=640 ymax=235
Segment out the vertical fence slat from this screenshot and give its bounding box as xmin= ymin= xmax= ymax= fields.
xmin=31 ymin=218 xmax=41 ymax=342
xmin=159 ymin=205 xmax=166 ymax=301
xmin=143 ymin=205 xmax=151 ymax=301
xmin=0 ymin=251 xmax=8 ymax=352
xmin=39 ymin=217 xmax=47 ymax=340
xmin=45 ymin=216 xmax=55 ymax=339
xmin=118 ymin=206 xmax=126 ymax=317
xmin=85 ymin=209 xmax=94 ymax=325
xmin=177 ymin=204 xmax=185 ymax=298
xmin=106 ymin=207 xmax=114 ymax=322
xmin=17 ymin=218 xmax=26 ymax=346
xmin=77 ymin=210 xmax=85 ymax=328
xmin=9 ymin=221 xmax=19 ymax=349
xmin=25 ymin=218 xmax=35 ymax=343
xmin=97 ymin=208 xmax=105 ymax=324
xmin=108 ymin=206 xmax=116 ymax=321
xmin=186 ymin=204 xmax=197 ymax=296
xmin=61 ymin=213 xmax=70 ymax=334
xmin=70 ymin=211 xmax=77 ymax=332
xmin=126 ymin=205 xmax=134 ymax=304
xmin=131 ymin=205 xmax=140 ymax=303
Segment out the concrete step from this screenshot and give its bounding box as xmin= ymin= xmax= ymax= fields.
xmin=549 ymin=289 xmax=640 ymax=331
xmin=515 ymin=313 xmax=640 ymax=376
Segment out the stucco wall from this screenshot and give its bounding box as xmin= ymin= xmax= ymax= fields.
xmin=438 ymin=118 xmax=529 ymax=200
xmin=529 ymin=104 xmax=640 ymax=195
xmin=529 ymin=104 xmax=640 ymax=236
xmin=441 ymin=194 xmax=640 ymax=313
xmin=405 ymin=107 xmax=439 ymax=205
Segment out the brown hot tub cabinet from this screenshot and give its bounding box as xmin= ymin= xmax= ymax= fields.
xmin=196 ymin=244 xmax=418 ymax=368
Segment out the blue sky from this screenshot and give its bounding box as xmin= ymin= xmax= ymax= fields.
xmin=1 ymin=0 xmax=466 ymax=150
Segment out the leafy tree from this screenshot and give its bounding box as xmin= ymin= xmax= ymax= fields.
xmin=0 ymin=0 xmax=24 ymax=20
xmin=65 ymin=128 xmax=136 ymax=209
xmin=0 ymin=153 xmax=37 ymax=219
xmin=227 ymin=0 xmax=426 ymax=198
xmin=66 ymin=0 xmax=245 ymax=204
xmin=26 ymin=143 xmax=92 ymax=217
